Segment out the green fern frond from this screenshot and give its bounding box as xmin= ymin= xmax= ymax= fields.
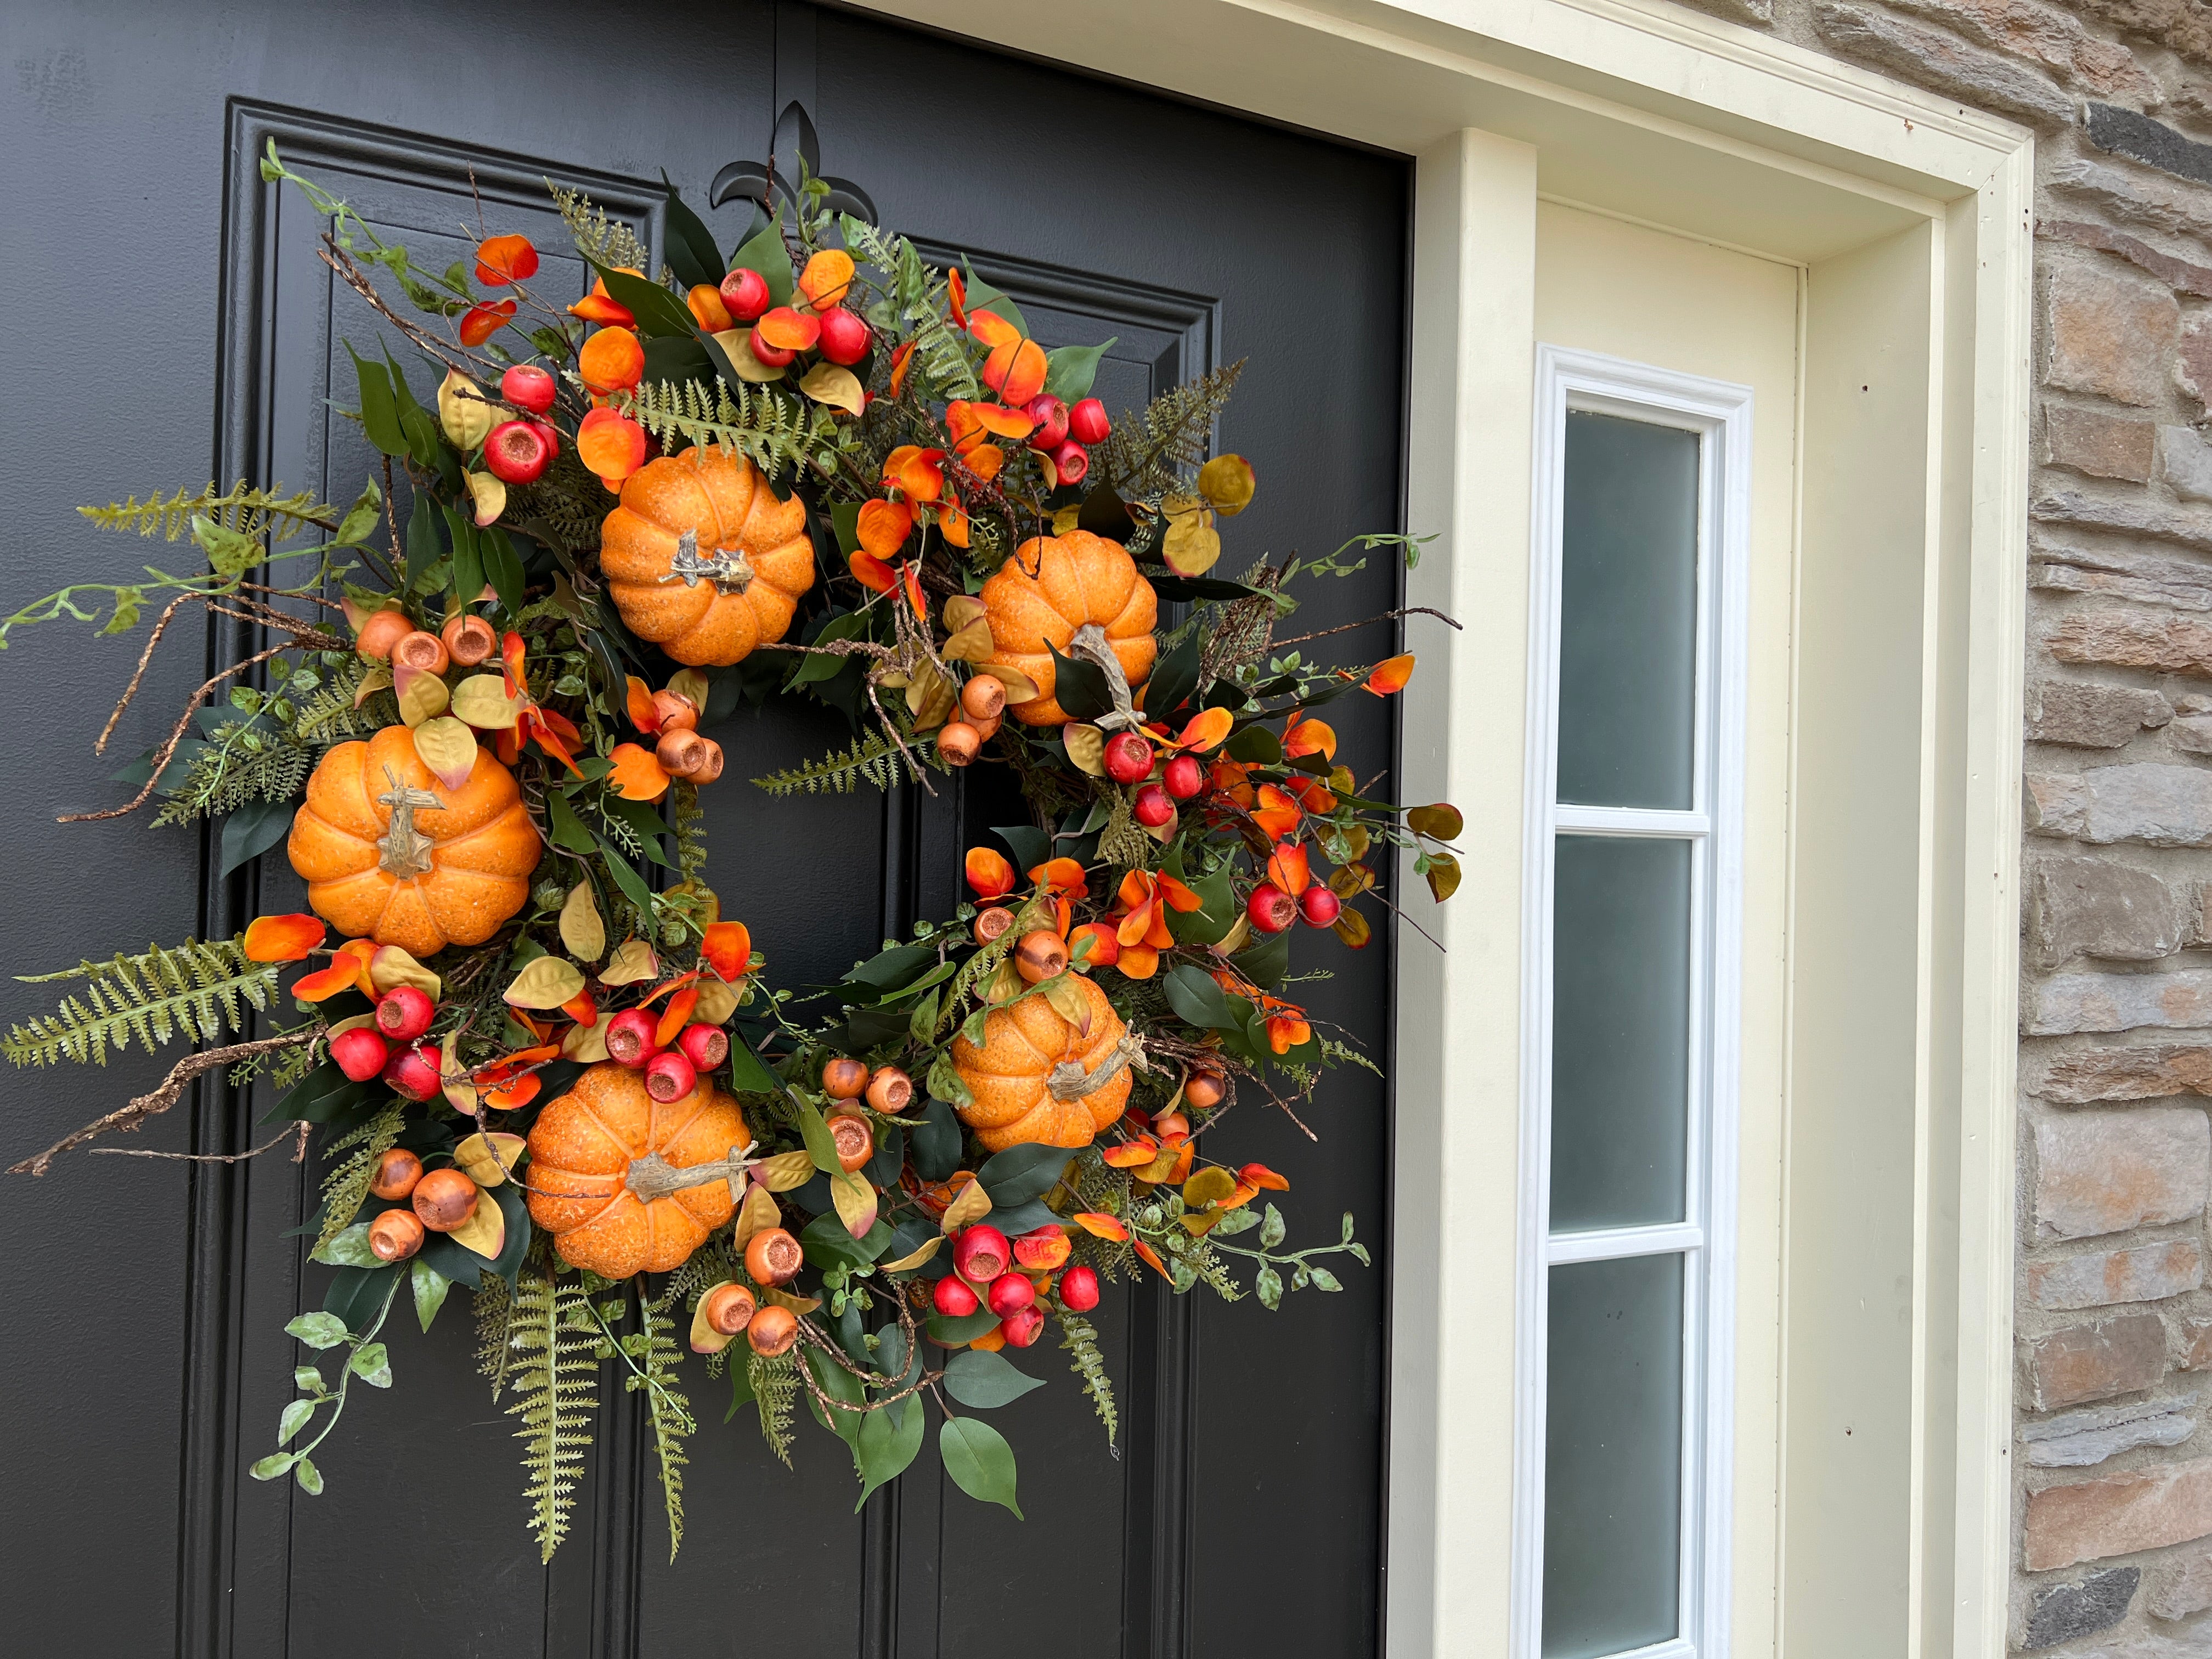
xmin=475 ymin=1276 xmax=515 ymax=1401
xmin=546 ymin=182 xmax=650 ymax=274
xmin=291 ymin=658 xmax=396 ymax=742
xmin=630 ymin=1296 xmax=695 ymax=1562
xmin=669 ymin=783 xmax=709 ymax=885
xmin=78 ymin=482 xmax=337 ymax=543
xmin=622 ymin=379 xmax=837 ymax=485
xmin=1091 ymin=360 xmax=1246 ymax=500
xmin=5 ymin=938 xmax=277 ymax=1068
xmin=316 ymin=1104 xmax=404 ymax=1249
xmin=151 ymin=730 xmax=313 ymax=827
xmin=751 ymin=731 xmax=918 ymax=798
xmin=507 ymin=1268 xmax=599 ymax=1563
xmin=748 ymin=1350 xmax=800 ymax=1468
xmin=840 ymin=218 xmax=980 ymax=402
xmin=1054 ymin=1304 xmax=1119 ymax=1453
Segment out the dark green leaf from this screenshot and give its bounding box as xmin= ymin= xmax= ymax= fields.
xmin=984 ymin=1198 xmax=1062 ymax=1237
xmin=939 ymin=1416 xmax=1022 ymax=1518
xmin=398 ymin=405 xmax=442 ymax=472
xmin=321 ymin=1264 xmax=396 ymax=1335
xmin=1146 ymin=629 xmax=1203 ymax=721
xmin=1077 ymin=485 xmax=1135 ymax=541
xmin=801 ymin=1210 xmax=893 ymax=1271
xmin=481 ymin=528 xmax=527 ymax=618
xmin=411 ymin=1260 xmax=451 ymax=1332
xmin=592 ymin=833 xmax=656 ymax=915
xmin=978 ymin=1143 xmax=1069 ymax=1207
xmin=1045 ymin=641 xmax=1113 ymax=723
xmin=1224 ymin=723 xmax=1283 ymax=765
xmin=1162 ymin=964 xmax=1252 ymax=1034
xmin=960 ymin=264 xmax=1028 ymax=336
xmin=346 ymin=345 xmax=407 ymax=456
xmin=727 ymin=219 xmax=795 ymax=309
xmin=642 ymin=332 xmax=715 ymax=387
xmin=845 ymin=941 xmax=936 ymax=994
xmin=797 ymin=1097 xmax=846 ymax=1177
xmin=943 ymin=1348 xmax=1046 ymax=1409
xmin=854 ymin=1388 xmax=927 ymax=1507
xmin=991 ymin=823 xmax=1050 ymax=873
xmin=805 ymin=1347 xmax=866 ymax=1454
xmin=913 ymin=1097 xmax=962 ymax=1182
xmin=866 ymin=1122 xmax=906 ymax=1190
xmin=588 ymin=260 xmax=698 ymax=339
xmin=1042 ymin=338 xmax=1115 ymax=403
xmin=1166 ymin=860 xmax=1237 ymax=946
xmin=219 ymin=797 xmax=296 ymax=876
xmin=1234 ymin=929 xmax=1290 ymax=991
xmin=658 ymin=171 xmax=723 ymax=290
xmin=725 ymin=1029 xmax=780 ymax=1093
xmin=927 ymin=1310 xmax=1001 ymax=1347
xmin=441 ymin=504 xmax=484 ymax=608
xmin=544 ymin=789 xmax=597 ymax=855
xmin=725 ymin=1356 xmax=757 ymax=1423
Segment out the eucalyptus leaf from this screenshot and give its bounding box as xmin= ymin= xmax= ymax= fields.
xmin=939 ymin=1416 xmax=1023 ymax=1518
xmin=943 ymin=1348 xmax=1046 ymax=1409
xmin=854 ymin=1390 xmax=927 ymax=1508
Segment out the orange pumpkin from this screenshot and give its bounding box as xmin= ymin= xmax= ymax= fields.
xmin=287 ymin=726 xmax=540 ymax=957
xmin=524 ymin=1060 xmax=750 ymax=1278
xmin=950 ymin=974 xmax=1133 ymax=1152
xmin=979 ymin=531 xmax=1157 ymax=725
xmin=598 ymin=446 xmax=815 ymax=666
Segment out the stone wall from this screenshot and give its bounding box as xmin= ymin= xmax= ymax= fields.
xmin=1659 ymin=0 xmax=2212 ymax=1647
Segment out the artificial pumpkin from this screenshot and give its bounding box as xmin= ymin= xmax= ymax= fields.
xmin=979 ymin=530 xmax=1157 ymax=725
xmin=287 ymin=725 xmax=540 ymax=958
xmin=524 ymin=1060 xmax=749 ymax=1278
xmin=949 ymin=973 xmax=1133 ymax=1152
xmin=598 ymin=445 xmax=815 ymax=666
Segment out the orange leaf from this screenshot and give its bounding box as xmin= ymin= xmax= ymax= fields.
xmin=756 ymin=306 xmax=821 ymax=352
xmin=857 ymin=498 xmax=913 ymax=558
xmin=473 ymin=234 xmax=539 ymax=285
xmin=244 ymin=913 xmax=326 ymax=963
xmin=1028 ymin=858 xmax=1089 ymax=898
xmin=655 ymin=988 xmax=699 ymax=1049
xmin=1167 ymin=1141 xmax=1197 ymax=1183
xmin=1364 ymin=653 xmax=1415 ymax=696
xmin=963 ymin=442 xmax=1005 ymax=482
xmin=1284 ymin=717 xmax=1338 ymax=761
xmin=1174 ymin=706 xmax=1233 ymax=753
xmin=946 ymin=268 xmax=969 ymax=329
xmin=294 ymin=941 xmax=376 ymax=1003
xmin=608 ymin=742 xmax=671 ymax=802
xmin=1240 ymin=1162 xmax=1291 ymax=1191
xmin=576 ymin=407 xmax=647 ymax=485
xmin=940 ymin=501 xmax=971 ymax=549
xmin=561 ymin=988 xmax=598 ymax=1026
xmin=1103 ymin=1138 xmax=1161 ymax=1169
xmin=848 ymin=550 xmax=898 ymax=594
xmin=568 ymin=277 xmax=636 ymax=328
xmin=1251 ymin=784 xmax=1303 ymax=840
xmin=459 ymin=300 xmax=516 ymax=346
xmin=578 ymin=326 xmax=645 ymax=395
xmin=1156 ymin=873 xmax=1204 ymax=912
xmin=901 ymin=563 xmax=929 ymax=624
xmin=895 ymin=449 xmax=945 ymax=503
xmin=1266 ymin=841 xmax=1312 ymax=898
xmin=889 ymin=341 xmax=916 ymax=397
xmin=967 ymin=309 xmax=1020 ymax=349
xmin=482 ymin=1073 xmax=541 ymax=1110
xmin=687 ymin=284 xmax=734 ymax=332
xmin=1072 ymin=1211 xmax=1130 ymax=1240
xmin=625 ymin=675 xmax=660 ymax=732
xmin=964 ymin=847 xmax=1015 ymax=899
xmin=984 ymin=338 xmax=1047 ymax=407
xmin=798 ymin=249 xmax=855 ymax=309
xmin=641 ymin=970 xmax=702 ymax=1008
xmin=1220 ymin=1182 xmax=1260 ymax=1211
xmin=701 ymin=921 xmax=752 ymax=982
xmin=1133 ymin=1239 xmax=1169 ymax=1276
xmin=969 ymin=403 xmax=1035 ymax=442
xmin=1116 ymin=944 xmax=1160 ymax=980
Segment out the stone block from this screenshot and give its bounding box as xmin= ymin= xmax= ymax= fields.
xmin=2169 ymin=427 xmax=2212 ymax=503
xmin=2043 ymin=218 xmax=2212 ymax=301
xmin=1882 ymin=0 xmax=2157 ymax=99
xmin=2188 ymin=314 xmax=2212 ymax=417
xmin=2038 ymin=1042 xmax=2212 ymax=1103
xmin=2046 ymin=262 xmax=2183 ymax=407
xmin=2035 ymin=490 xmax=2212 ymax=555
xmin=2023 ymin=1313 xmax=2171 ymax=1411
xmin=2025 ymin=765 xmax=2212 ymax=847
xmin=2023 ymin=1455 xmax=2212 ymax=1570
xmin=2087 ymin=104 xmax=2212 ymax=190
xmin=2034 ymin=1107 xmax=2208 ymax=1239
xmin=2045 ymin=405 xmax=2159 ymax=481
xmin=2047 ymin=611 xmax=2212 ymax=678
xmin=2023 ymin=1565 xmax=2141 ymax=1647
xmin=2176 ymin=715 xmax=2212 ymax=755
xmin=2183 ymin=1318 xmax=2212 ymax=1372
xmin=2027 ymin=1240 xmax=2205 ymax=1308
xmin=2021 ymin=1395 xmax=2198 ymax=1467
xmin=1811 ymin=2 xmax=2074 ymax=125
xmin=2027 ymin=969 xmax=2212 ymax=1034
xmin=2028 ymin=680 xmax=2175 ymax=747
xmin=2050 ymin=157 xmax=2212 ymax=248
xmin=2151 ymin=1550 xmax=2212 ymax=1620
xmin=2034 ymin=541 xmax=2212 ymax=612
xmin=2027 ymin=857 xmax=2183 ymax=968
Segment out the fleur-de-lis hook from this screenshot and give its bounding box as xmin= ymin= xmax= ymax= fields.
xmin=709 ymin=101 xmax=877 ymax=225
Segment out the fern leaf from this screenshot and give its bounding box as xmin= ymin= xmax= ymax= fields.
xmin=315 ymin=1104 xmax=404 ymax=1249
xmin=507 ymin=1268 xmax=599 ymax=1562
xmin=1092 ymin=361 xmax=1246 ymax=500
xmin=670 ymin=782 xmax=709 ymax=885
xmin=1053 ymin=1304 xmax=1119 ymax=1453
xmin=841 ymin=218 xmax=980 ymax=402
xmin=78 ymin=482 xmax=337 ymax=543
xmin=748 ymin=1350 xmax=800 ymax=1468
xmin=5 ymin=938 xmax=277 ymax=1068
xmin=751 ymin=731 xmax=918 ymax=798
xmin=290 ymin=657 xmax=397 ymax=742
xmin=631 ymin=1296 xmax=695 ymax=1561
xmin=475 ymin=1276 xmax=515 ymax=1401
xmin=622 ymin=379 xmax=836 ymax=486
xmin=546 ymin=182 xmax=650 ymax=273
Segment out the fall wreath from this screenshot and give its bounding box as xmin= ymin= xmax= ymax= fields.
xmin=2 ymin=111 xmax=1461 ymax=1557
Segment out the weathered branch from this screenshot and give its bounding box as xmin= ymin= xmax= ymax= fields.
xmin=61 ymin=642 xmax=300 ymax=822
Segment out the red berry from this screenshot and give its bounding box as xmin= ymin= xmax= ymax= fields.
xmin=1058 ymin=1265 xmax=1102 ymax=1313
xmin=1103 ymin=731 xmax=1153 ymax=785
xmin=933 ymin=1275 xmax=980 ymax=1318
xmin=676 ymin=1023 xmax=729 ymax=1070
xmin=719 ymin=267 xmax=771 ymax=323
xmin=499 ymin=364 xmax=556 ymax=416
xmin=1300 ymin=886 xmax=1344 ymax=928
xmin=815 ymin=306 xmax=871 ymax=366
xmin=330 ymin=1026 xmax=390 ymax=1082
xmin=1050 ymin=441 xmax=1090 ymax=488
xmin=986 ymin=1272 xmax=1035 ymax=1318
xmin=605 ymin=1009 xmax=660 ymax=1067
xmin=1023 ymin=394 xmax=1069 ymax=451
xmin=1001 ymin=1305 xmax=1046 ymax=1348
xmin=1248 ymin=883 xmax=1298 ymax=934
xmin=381 ymin=1043 xmax=443 ymax=1102
xmin=1132 ymin=784 xmax=1174 ymax=828
xmin=1162 ymin=754 xmax=1204 ymax=800
xmin=748 ymin=324 xmax=797 ymax=368
xmin=952 ymin=1224 xmax=1011 ymax=1286
xmin=482 ymin=420 xmax=549 ymax=484
xmin=645 ymin=1048 xmax=698 ymax=1103
xmin=530 ymin=419 xmax=561 ymax=461
xmin=1068 ymin=398 xmax=1110 ymax=445
xmin=375 ymin=985 xmax=436 ymax=1042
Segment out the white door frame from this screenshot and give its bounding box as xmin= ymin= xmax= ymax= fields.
xmin=859 ymin=4 xmax=2034 ymax=1651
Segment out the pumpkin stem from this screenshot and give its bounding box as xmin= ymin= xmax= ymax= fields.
xmin=661 ymin=527 xmax=755 ymax=595
xmin=1048 ymin=1035 xmax=1142 ymax=1103
xmin=375 ymin=764 xmax=441 ymax=878
xmin=624 ymin=1139 xmax=758 ymax=1205
xmin=1066 ymin=623 xmax=1139 ymax=731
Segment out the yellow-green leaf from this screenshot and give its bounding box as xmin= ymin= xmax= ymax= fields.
xmin=1423 ymin=850 xmax=1462 ymax=904
xmin=504 ymin=956 xmax=585 ymax=1009
xmin=558 ymin=883 xmax=605 ymax=962
xmin=831 ymin=1169 xmax=878 ymax=1240
xmin=878 ymin=1235 xmax=943 ymax=1273
xmin=411 ymin=715 xmax=478 ymax=791
xmin=715 ymin=328 xmax=786 ymax=383
xmin=1197 ymin=454 xmax=1257 ymax=516
xmin=689 ymin=1283 xmax=740 ymax=1355
xmin=600 ymin=939 xmax=658 ymax=985
xmin=1040 ymin=975 xmax=1093 ymax=1035
xmin=1162 ymin=511 xmax=1221 ymax=577
xmin=1407 ymin=803 xmax=1464 ymax=842
xmin=732 ymin=1181 xmax=782 ymax=1249
xmin=1063 ymin=724 xmax=1105 ymax=777
xmin=941 ymin=1178 xmax=993 ymax=1234
xmin=754 ymin=1150 xmax=817 ymax=1193
xmin=797 ymin=362 xmax=865 ymax=415
xmin=447 ymin=1186 xmax=507 ymax=1260
xmin=394 ymin=664 xmax=449 ymax=727
xmin=449 ymin=673 xmax=522 ymax=731
xmin=455 ymin=1131 xmax=526 ymax=1187
xmin=560 ymin=1014 xmax=612 ymax=1063
xmin=440 ymin=1031 xmax=476 ymax=1113
xmin=368 ymin=945 xmax=440 ymax=1000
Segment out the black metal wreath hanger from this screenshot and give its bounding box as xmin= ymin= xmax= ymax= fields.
xmin=708 ymin=101 xmax=877 ymax=225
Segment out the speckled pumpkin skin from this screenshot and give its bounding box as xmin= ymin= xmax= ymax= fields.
xmin=979 ymin=531 xmax=1157 ymax=725
xmin=524 ymin=1062 xmax=749 ymax=1278
xmin=950 ymin=974 xmax=1131 ymax=1152
xmin=597 ymin=446 xmax=815 ymax=666
xmin=286 ymin=725 xmax=540 ymax=958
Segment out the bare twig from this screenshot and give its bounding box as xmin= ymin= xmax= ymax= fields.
xmin=94 ymin=591 xmax=198 ymax=754
xmin=60 ymin=642 xmax=298 ymax=822
xmin=1266 ymin=606 xmax=1462 ymax=651
xmin=89 ymin=1124 xmax=302 ymax=1165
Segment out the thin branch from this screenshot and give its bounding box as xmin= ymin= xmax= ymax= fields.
xmin=1266 ymin=606 xmax=1462 ymax=651
xmin=60 ymin=642 xmax=298 ymax=822
xmin=93 ymin=591 xmax=198 ymax=754
xmin=89 ymin=1124 xmax=301 ymax=1164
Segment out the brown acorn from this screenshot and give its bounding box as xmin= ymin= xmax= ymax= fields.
xmin=441 ymin=612 xmax=497 ymax=667
xmin=368 ymin=1147 xmax=424 ymax=1200
xmin=744 ymin=1226 xmax=803 ymax=1287
xmin=822 ymin=1057 xmax=868 ymax=1099
xmin=865 ymin=1066 xmax=913 ymax=1114
xmin=973 ymin=906 xmax=1014 ymax=946
xmin=747 ymin=1304 xmax=799 ymax=1357
xmin=368 ymin=1208 xmax=426 ymax=1262
xmin=936 ymin=722 xmax=981 ymax=767
xmin=961 ymin=675 xmax=1007 ymax=723
xmin=828 ymin=1111 xmax=875 ymax=1172
xmin=1014 ymin=929 xmax=1069 ymax=984
xmin=410 ymin=1167 xmax=479 ymax=1232
xmin=1183 ymin=1071 xmax=1227 ymax=1111
xmin=701 ymin=1282 xmax=757 ymax=1338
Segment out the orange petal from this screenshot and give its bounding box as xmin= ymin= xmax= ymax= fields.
xmin=576 ymin=407 xmax=647 ymax=484
xmin=1029 ymin=858 xmax=1089 ymax=898
xmin=687 ymin=284 xmax=734 ymax=332
xmin=967 ymin=404 xmax=1034 ymax=441
xmin=946 ymin=268 xmax=969 ymax=329
xmin=1102 ymin=1138 xmax=1161 ymax=1169
xmin=1073 ymin=1211 xmax=1131 ymax=1240
xmin=244 ymin=913 xmax=326 ymax=963
xmin=1240 ymin=1162 xmax=1291 ymax=1192
xmin=896 ymin=450 xmax=945 ymax=503
xmin=1268 ymin=1016 xmax=1312 ymax=1055
xmin=1251 ymin=785 xmax=1303 ymax=840
xmin=608 ymin=742 xmax=672 ymax=801
xmin=1116 ymin=944 xmax=1160 ymax=980
xmin=1167 ymin=1141 xmax=1197 ymax=1183
xmin=967 ymin=309 xmax=1020 ymax=349
xmin=889 ymin=341 xmax=916 ymax=398
xmin=939 ymin=502 xmax=971 ymax=549
xmin=848 ymin=550 xmax=898 ymax=594
xmin=1266 ymin=842 xmax=1312 ymax=898
xmin=798 ymin=249 xmax=855 ymax=309
xmin=1174 ymin=706 xmax=1233 ymax=752
xmin=984 ymin=338 xmax=1047 ymax=407
xmin=294 ymin=942 xmax=375 ymax=1003
xmin=943 ymin=403 xmax=983 ymax=450
xmin=756 ymin=306 xmax=822 ymax=351
xmin=483 ymin=1073 xmax=541 ymax=1110
xmin=1133 ymin=1239 xmax=1169 ymax=1276
xmin=701 ymin=921 xmax=752 ymax=982
xmin=901 ymin=563 xmax=929 ymax=624
xmin=1294 ymin=778 xmax=1338 ymax=815
xmin=1115 ymin=902 xmax=1155 ymax=949
xmin=1364 ymin=653 xmax=1415 ymax=696
xmin=1116 ymin=870 xmax=1155 ymax=910
xmin=561 ymin=988 xmax=599 ymax=1026
xmin=857 ymin=498 xmax=913 ymax=558
xmin=655 ymin=988 xmax=699 ymax=1049
xmin=1156 ymin=873 xmax=1204 ymax=912
xmin=459 ymin=300 xmax=516 ymax=346
xmin=968 ymin=1322 xmax=1007 ymax=1352
xmin=578 ymin=326 xmax=645 ymax=396
xmin=1284 ymin=717 xmax=1338 ymax=761
xmin=640 ymin=969 xmax=702 ymax=1009
xmin=473 ymin=234 xmax=539 ymax=286
xmin=962 ymin=442 xmax=1005 ymax=483
xmin=568 ymin=278 xmax=635 ymax=328
xmin=964 ymin=848 xmax=1014 ymax=900
xmin=625 ymin=675 xmax=661 ymax=732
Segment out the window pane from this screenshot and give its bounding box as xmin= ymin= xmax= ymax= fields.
xmin=1557 ymin=411 xmax=1700 ymax=810
xmin=1550 ymin=834 xmax=1692 ymax=1230
xmin=1542 ymin=1254 xmax=1686 ymax=1659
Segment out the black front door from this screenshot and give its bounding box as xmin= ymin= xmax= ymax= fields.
xmin=0 ymin=4 xmax=1408 ymax=1654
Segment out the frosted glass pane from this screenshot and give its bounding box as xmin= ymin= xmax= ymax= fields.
xmin=1557 ymin=412 xmax=1700 ymax=810
xmin=1550 ymin=834 xmax=1691 ymax=1231
xmin=1542 ymin=1254 xmax=1685 ymax=1659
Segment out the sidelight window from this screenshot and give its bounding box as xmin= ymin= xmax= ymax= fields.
xmin=1514 ymin=348 xmax=1753 ymax=1659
